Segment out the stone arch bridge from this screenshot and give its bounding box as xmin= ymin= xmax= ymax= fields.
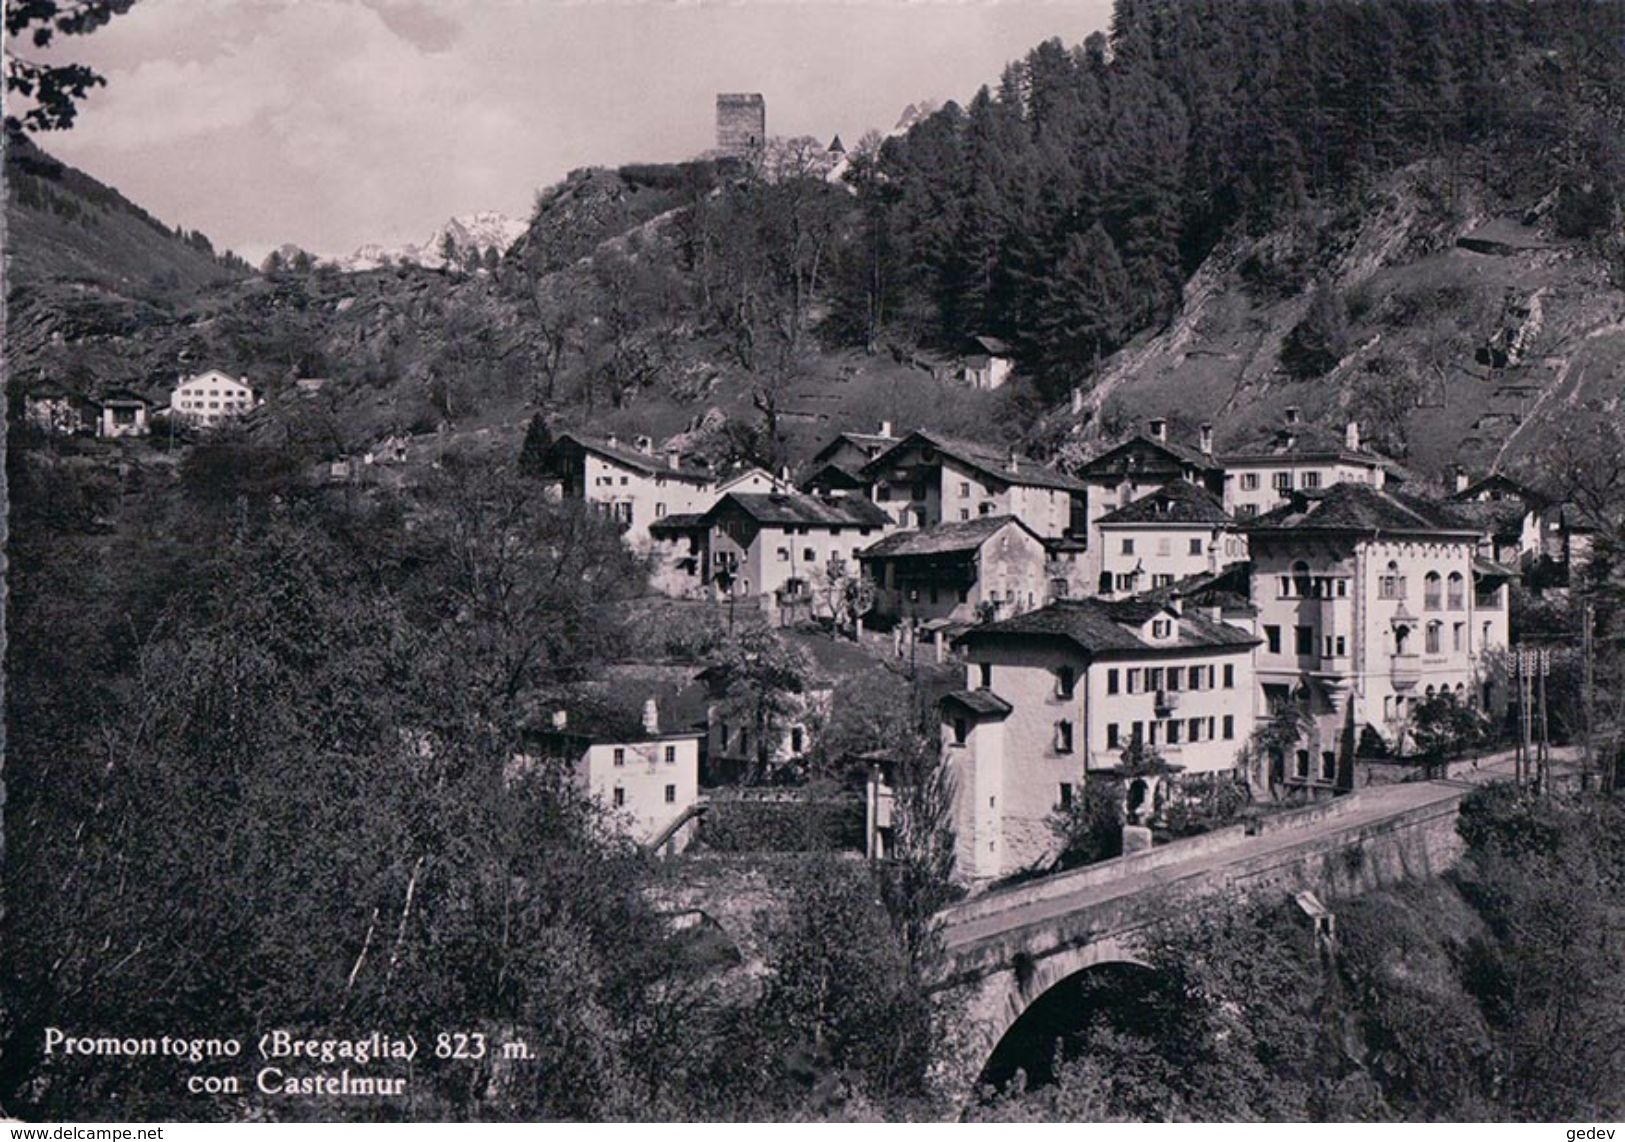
xmin=923 ymin=751 xmax=1554 ymax=1099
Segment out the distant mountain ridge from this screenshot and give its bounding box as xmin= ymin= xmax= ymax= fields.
xmin=327 ymin=211 xmax=527 ymax=272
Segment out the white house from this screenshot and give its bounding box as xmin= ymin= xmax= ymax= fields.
xmin=1219 ymin=410 xmax=1394 ymax=520
xmin=943 ymin=595 xmax=1260 ymax=884
xmin=170 ymin=370 xmax=260 ymax=427
xmin=524 ymin=697 xmax=703 ymax=849
xmin=541 ymin=431 xmax=719 ymax=548
xmin=1241 ymin=483 xmax=1511 ymax=790
xmin=1095 ymin=480 xmax=1247 ymax=597
xmin=859 ymin=429 xmax=1086 ymax=539
xmin=962 ymin=335 xmax=1015 ymax=391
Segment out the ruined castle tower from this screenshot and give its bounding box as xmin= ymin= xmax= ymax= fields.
xmin=715 ymin=93 xmax=765 ymax=156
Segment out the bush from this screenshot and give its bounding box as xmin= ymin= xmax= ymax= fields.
xmin=1281 ymin=284 xmax=1351 ymax=379
xmin=1049 ymin=780 xmax=1124 ymax=869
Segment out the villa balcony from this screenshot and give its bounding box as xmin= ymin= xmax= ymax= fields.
xmin=1391 ymin=653 xmax=1421 ymax=691
xmin=1154 ymin=690 xmax=1181 ymax=713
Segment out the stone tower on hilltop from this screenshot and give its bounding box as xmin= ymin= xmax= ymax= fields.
xmin=715 ymin=93 xmax=765 ymax=156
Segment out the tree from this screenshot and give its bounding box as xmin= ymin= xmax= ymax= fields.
xmin=4 ymin=0 xmax=135 ymax=134
xmin=1049 ymin=779 xmax=1124 ymax=869
xmin=1281 ymin=283 xmax=1351 ymax=379
xmin=483 ymin=244 xmax=501 ymax=273
xmin=1408 ymin=689 xmax=1489 ymax=762
xmin=516 ymin=412 xmax=553 ymax=479
xmin=707 ymin=627 xmax=812 ymax=783
xmin=261 ymin=249 xmax=286 ymax=275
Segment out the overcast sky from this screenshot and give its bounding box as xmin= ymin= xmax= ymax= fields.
xmin=33 ymin=0 xmax=1113 ymax=262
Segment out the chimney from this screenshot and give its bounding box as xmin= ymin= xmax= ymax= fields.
xmin=1008 ymin=448 xmax=1021 ymax=473
xmin=879 ymin=420 xmax=893 ymax=438
xmin=667 ymin=450 xmax=681 ymax=470
xmin=1199 ymin=422 xmax=1214 ymax=455
xmin=780 ymin=465 xmax=791 ymax=482
xmin=1167 ymin=594 xmax=1184 ymax=616
xmin=1284 ymin=407 xmax=1300 ymax=427
xmin=1345 ymin=421 xmax=1360 ymax=452
xmin=551 ymin=709 xmax=568 ymax=730
xmin=635 ymin=434 xmax=654 ymax=455
xmin=642 ymin=697 xmax=660 ymax=735
xmin=606 ymin=432 xmax=619 ymax=449
xmin=1454 ymin=466 xmax=1470 ymax=494
xmin=1148 ymin=417 xmax=1167 ymax=442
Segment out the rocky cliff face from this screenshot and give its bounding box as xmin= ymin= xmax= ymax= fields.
xmin=1043 ymin=163 xmax=1625 ymax=482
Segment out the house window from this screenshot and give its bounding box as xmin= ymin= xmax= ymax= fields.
xmin=803 ymin=547 xmax=816 ymax=562
xmin=1131 ymin=720 xmax=1144 ymax=744
xmin=1223 ymin=664 xmax=1235 ymax=688
xmin=952 ymin=718 xmax=969 ymax=745
xmin=960 ymin=482 xmax=970 ymax=496
xmin=777 ymin=548 xmax=790 ymax=561
xmin=613 ymin=787 xmax=626 ymax=807
xmin=1107 ymin=669 xmax=1120 ymax=695
xmin=1167 ymin=721 xmax=1182 ymax=745
xmin=1426 ymin=621 xmax=1442 ymax=654
xmin=1189 ymin=538 xmax=1203 ymax=556
xmin=1265 ymin=626 xmax=1282 ymax=654
xmin=1121 ymin=538 xmax=1135 ymax=555
xmin=1055 ymin=721 xmax=1074 ymax=753
xmin=978 ymin=663 xmax=992 ymax=689
xmin=1167 ymin=667 xmax=1182 ymax=691
xmin=620 ymin=476 xmax=629 ymax=485
xmin=1237 ymin=504 xmax=1258 ymax=518
xmin=1424 ymin=572 xmax=1443 ymax=610
xmin=1107 ymin=723 xmax=1120 ymax=749
xmin=960 ymin=509 xmax=970 ymax=521
xmin=1447 ymin=572 xmax=1465 ymax=610
xmin=1147 ymin=667 xmax=1165 ymax=691
xmin=664 ymin=784 xmax=677 ymax=803
xmin=1295 ymin=626 xmax=1314 ymax=656
xmin=1294 ymin=749 xmax=1311 ymax=779
xmin=1303 ymin=471 xmax=1322 ymax=489
xmin=1320 ymin=751 xmax=1336 ymax=781
xmin=1157 ymin=537 xmax=1171 ymax=556
xmin=791 ymin=727 xmax=804 ymax=754
xmin=1273 ymin=472 xmax=1293 ymax=492
xmin=1152 ymin=574 xmax=1175 ymax=588
xmin=1223 ymin=715 xmax=1235 ymax=740
xmin=655 ymin=503 xmax=667 ymax=518
xmin=1380 ymin=562 xmax=1406 ymax=599
xmin=1240 ymin=473 xmax=1260 ymax=491
xmin=1152 ymin=619 xmax=1172 ymax=639
xmin=719 ymin=725 xmax=729 ymax=750
xmin=1115 ymin=573 xmax=1136 ymax=591
xmin=1054 ymin=666 xmax=1077 ymax=699
xmin=664 ymin=745 xmax=677 ymax=764
xmin=1188 ymin=717 xmax=1202 ymax=742
xmin=1058 ymin=783 xmax=1074 ymax=810
xmin=613 ymin=748 xmax=626 ymax=767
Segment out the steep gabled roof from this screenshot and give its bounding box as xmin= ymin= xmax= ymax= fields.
xmin=958 ymin=597 xmax=1259 ymax=657
xmin=861 ymin=429 xmax=1086 ymax=492
xmin=1074 ymin=433 xmax=1224 ymax=479
xmin=709 ymin=490 xmax=892 ymax=529
xmin=553 ymin=431 xmax=714 ymax=482
xmin=859 ymin=515 xmax=1039 ymax=560
xmin=797 ymin=462 xmax=871 ymax=492
xmin=808 ymin=430 xmax=897 ymax=468
xmin=1240 ymin=483 xmax=1478 ymax=537
xmin=1218 ymin=423 xmax=1392 ymax=468
xmin=1096 ymin=480 xmax=1232 ymax=527
xmin=1450 ymin=472 xmax=1551 ymax=508
xmin=965 ymin=334 xmax=1012 ymax=357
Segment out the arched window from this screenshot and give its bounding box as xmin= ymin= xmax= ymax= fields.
xmin=1424 ymin=571 xmax=1443 ymax=609
xmin=1425 ymin=621 xmax=1442 ymax=654
xmin=1447 ymin=571 xmax=1465 ymax=610
xmin=1394 ymin=624 xmax=1411 ymax=655
xmin=1380 ymin=560 xmax=1405 ymax=599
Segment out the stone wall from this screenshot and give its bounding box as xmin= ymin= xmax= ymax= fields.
xmin=716 ymin=93 xmax=765 ymax=156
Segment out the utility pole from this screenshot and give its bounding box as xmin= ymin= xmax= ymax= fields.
xmin=1537 ymin=646 xmax=1551 ymax=796
xmin=1582 ymin=599 xmax=1595 ymax=791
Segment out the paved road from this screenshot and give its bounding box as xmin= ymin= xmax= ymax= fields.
xmin=941 ymin=747 xmax=1572 ymax=955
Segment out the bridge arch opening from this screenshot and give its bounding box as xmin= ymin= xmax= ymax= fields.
xmin=975 ymin=958 xmax=1164 ymax=1098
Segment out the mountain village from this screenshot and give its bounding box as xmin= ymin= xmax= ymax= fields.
xmin=9 ymin=9 xmax=1625 ymax=1116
